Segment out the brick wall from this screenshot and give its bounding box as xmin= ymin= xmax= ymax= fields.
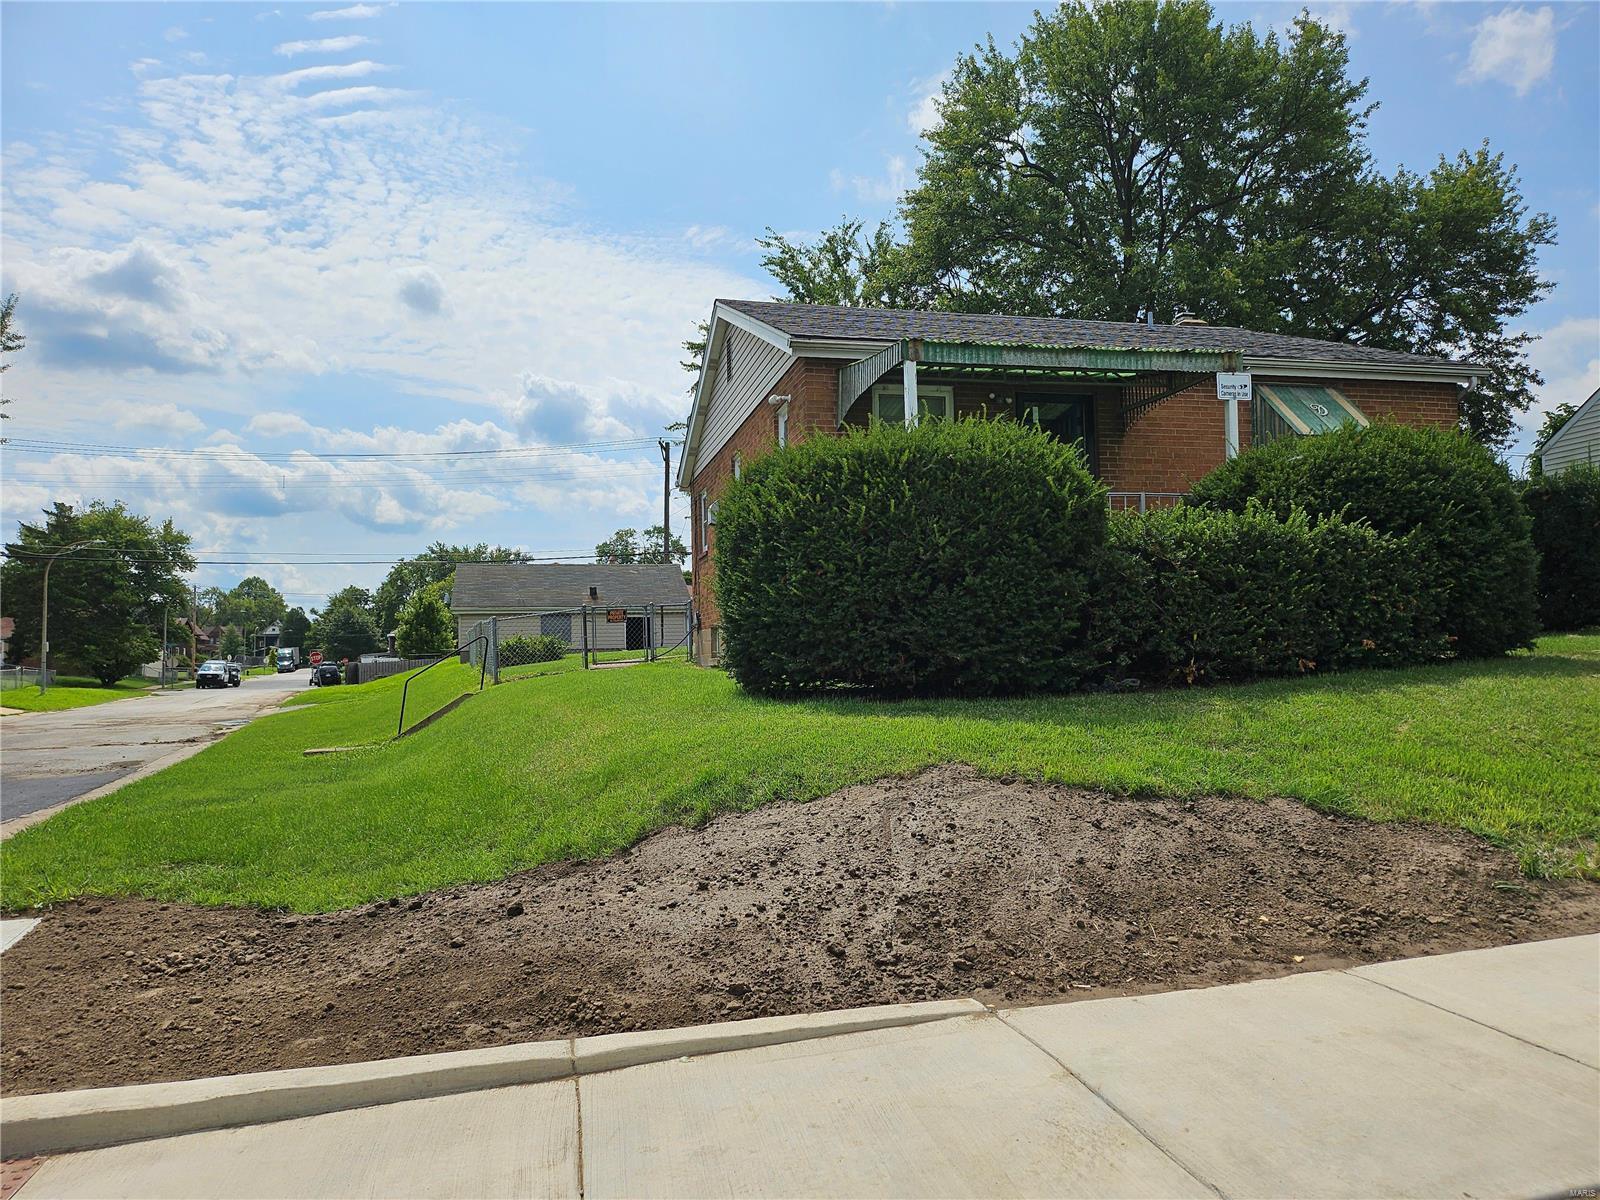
xmin=689 ymin=357 xmax=839 ymax=661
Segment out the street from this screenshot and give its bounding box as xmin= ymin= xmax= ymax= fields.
xmin=0 ymin=671 xmax=306 ymax=834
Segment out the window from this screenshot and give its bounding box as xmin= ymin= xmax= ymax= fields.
xmin=698 ymin=491 xmax=709 ymax=554
xmin=871 ymin=385 xmax=953 ymax=425
xmin=777 ymin=401 xmax=790 ymax=447
xmin=540 ymin=612 xmax=573 ymax=641
xmin=732 ymin=451 xmax=742 ymax=481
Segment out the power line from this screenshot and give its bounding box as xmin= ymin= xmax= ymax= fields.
xmin=1 ymin=436 xmax=665 ymax=462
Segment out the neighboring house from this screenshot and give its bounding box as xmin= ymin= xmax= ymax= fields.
xmin=173 ymin=618 xmax=223 ymax=658
xmin=449 ymin=562 xmax=691 ymax=653
xmin=1537 ymin=386 xmax=1600 ymax=475
xmin=677 ymin=299 xmax=1482 ymax=666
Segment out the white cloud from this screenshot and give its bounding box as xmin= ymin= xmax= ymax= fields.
xmin=310 ymin=4 xmax=385 ymax=19
xmin=907 ymin=70 xmax=950 ymax=136
xmin=274 ymin=35 xmax=374 ymax=57
xmin=831 ymin=155 xmax=912 ymax=205
xmin=163 ymin=25 xmax=188 ymax=43
xmin=114 ymin=401 xmax=207 ymax=436
xmin=1 ymin=34 xmax=756 ymax=575
xmin=1519 ymin=316 xmax=1600 ymax=436
xmin=1459 ymin=6 xmax=1556 ymax=95
xmin=683 ymin=224 xmax=737 ymax=251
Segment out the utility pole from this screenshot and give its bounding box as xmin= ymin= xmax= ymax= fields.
xmin=161 ymin=607 xmax=169 ymax=689
xmin=658 ymin=439 xmax=672 ymax=563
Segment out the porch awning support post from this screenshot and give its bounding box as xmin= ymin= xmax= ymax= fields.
xmin=901 ymin=340 xmax=919 ymax=428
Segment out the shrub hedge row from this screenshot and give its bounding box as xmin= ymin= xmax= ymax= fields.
xmin=500 ymin=634 xmax=567 ymax=664
xmin=1093 ymin=505 xmax=1447 ymax=686
xmin=1190 ymin=423 xmax=1539 ymax=657
xmin=714 ymin=418 xmax=1547 ymax=697
xmin=1521 ymin=463 xmax=1600 ymax=632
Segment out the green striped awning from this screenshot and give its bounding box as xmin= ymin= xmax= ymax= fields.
xmin=1256 ymin=383 xmax=1368 ymax=435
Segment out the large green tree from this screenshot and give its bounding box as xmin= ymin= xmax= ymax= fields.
xmin=372 ymin=542 xmax=532 ymax=634
xmin=764 ymin=1 xmax=1554 ymax=449
xmin=313 ymin=605 xmax=380 ymax=662
xmin=216 ymin=576 xmax=286 ymax=645
xmin=2 ymin=501 xmax=196 ymax=684
xmin=594 ymin=525 xmax=689 ymax=565
xmin=394 ymin=589 xmax=454 ymax=657
xmin=278 ymin=606 xmax=312 ymax=649
xmin=1 ymin=292 xmax=23 ymax=429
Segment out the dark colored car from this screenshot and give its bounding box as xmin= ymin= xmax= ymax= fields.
xmin=309 ymin=663 xmax=343 ymax=687
xmin=226 ymin=662 xmax=242 ymax=687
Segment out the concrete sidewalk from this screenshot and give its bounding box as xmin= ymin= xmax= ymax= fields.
xmin=9 ymin=936 xmax=1598 ymax=1199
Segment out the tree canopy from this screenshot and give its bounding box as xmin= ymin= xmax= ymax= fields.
xmin=215 ymin=576 xmax=286 ymax=639
xmin=760 ymin=1 xmax=1554 ymax=448
xmin=372 ymin=542 xmax=532 ymax=633
xmin=594 ymin=525 xmax=688 ymax=565
xmin=394 ymin=589 xmax=454 ymax=657
xmin=2 ymin=501 xmax=196 ymax=684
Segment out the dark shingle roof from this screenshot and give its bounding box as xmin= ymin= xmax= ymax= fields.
xmin=451 ymin=562 xmax=689 ymax=612
xmin=720 ymin=300 xmax=1473 ymax=371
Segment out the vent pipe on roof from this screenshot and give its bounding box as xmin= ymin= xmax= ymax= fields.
xmin=1172 ymin=308 xmax=1207 ymax=326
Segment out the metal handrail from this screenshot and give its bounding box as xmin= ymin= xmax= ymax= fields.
xmin=396 ymin=635 xmax=488 ymax=738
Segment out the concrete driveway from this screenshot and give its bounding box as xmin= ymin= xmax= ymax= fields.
xmin=0 ymin=670 xmax=306 ymax=835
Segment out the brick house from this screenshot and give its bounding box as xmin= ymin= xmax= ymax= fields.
xmin=676 ymin=300 xmax=1478 ymax=666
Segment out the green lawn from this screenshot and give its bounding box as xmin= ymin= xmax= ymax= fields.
xmin=0 ymin=675 xmax=160 ymax=713
xmin=3 ymin=636 xmax=1597 ymax=911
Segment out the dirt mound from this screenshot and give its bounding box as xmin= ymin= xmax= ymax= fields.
xmin=5 ymin=765 xmax=1598 ymax=1095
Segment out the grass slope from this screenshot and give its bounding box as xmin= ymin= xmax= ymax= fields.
xmin=3 ymin=637 xmax=1597 ymax=911
xmin=0 ymin=676 xmax=159 ymax=713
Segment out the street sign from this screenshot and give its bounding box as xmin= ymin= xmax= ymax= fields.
xmin=310 ymin=651 xmax=323 ymax=665
xmin=1216 ymin=372 xmax=1252 ymax=403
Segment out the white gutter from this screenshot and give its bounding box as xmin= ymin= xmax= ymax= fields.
xmin=1243 ymin=357 xmax=1479 ymax=384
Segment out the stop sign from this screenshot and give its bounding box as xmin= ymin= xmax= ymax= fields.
xmin=310 ymin=651 xmax=323 ymax=665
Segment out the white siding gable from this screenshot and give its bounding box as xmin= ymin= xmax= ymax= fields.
xmin=1542 ymin=388 xmax=1600 ymax=475
xmin=697 ymin=325 xmax=791 ymax=470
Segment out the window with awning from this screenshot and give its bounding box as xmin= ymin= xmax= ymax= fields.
xmin=1252 ymin=383 xmax=1368 ymax=446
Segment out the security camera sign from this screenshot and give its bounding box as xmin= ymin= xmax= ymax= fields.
xmin=1216 ymin=372 xmax=1252 ymax=403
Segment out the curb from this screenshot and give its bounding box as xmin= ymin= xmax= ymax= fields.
xmin=0 ymin=998 xmax=985 ymax=1158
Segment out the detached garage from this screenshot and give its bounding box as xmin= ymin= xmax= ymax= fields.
xmin=450 ymin=562 xmax=691 ymax=654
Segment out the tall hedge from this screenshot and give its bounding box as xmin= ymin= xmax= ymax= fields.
xmin=1522 ymin=463 xmax=1600 ymax=631
xmin=1093 ymin=504 xmax=1447 ymax=685
xmin=1189 ymin=423 xmax=1538 ymax=657
xmin=714 ymin=419 xmax=1106 ymax=695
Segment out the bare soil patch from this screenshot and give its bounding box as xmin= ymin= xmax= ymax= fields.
xmin=5 ymin=765 xmax=1598 ymax=1095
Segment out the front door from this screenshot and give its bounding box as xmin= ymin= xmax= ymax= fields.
xmin=625 ymin=616 xmax=647 ymax=651
xmin=1016 ymin=394 xmax=1097 ymax=473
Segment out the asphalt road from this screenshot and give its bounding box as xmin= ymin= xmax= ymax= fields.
xmin=0 ymin=670 xmax=306 ymax=829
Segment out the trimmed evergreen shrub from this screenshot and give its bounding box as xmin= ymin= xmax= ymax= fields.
xmin=1522 ymin=463 xmax=1600 ymax=631
xmin=1189 ymin=423 xmax=1538 ymax=657
xmin=715 ymin=418 xmax=1107 ymax=695
xmin=1092 ymin=504 xmax=1447 ymax=686
xmin=501 ymin=634 xmax=566 ymax=663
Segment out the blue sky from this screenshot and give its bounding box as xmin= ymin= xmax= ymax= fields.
xmin=3 ymin=1 xmax=1596 ymax=608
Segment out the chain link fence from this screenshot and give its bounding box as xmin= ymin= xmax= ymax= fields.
xmin=463 ymin=604 xmax=693 ymax=682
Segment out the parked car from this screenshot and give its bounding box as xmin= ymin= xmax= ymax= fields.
xmin=309 ymin=663 xmax=343 ymax=687
xmin=226 ymin=662 xmax=242 ymax=687
xmin=196 ymin=660 xmax=230 ymax=689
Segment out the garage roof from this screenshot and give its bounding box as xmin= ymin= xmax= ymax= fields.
xmin=450 ymin=562 xmax=690 ymax=612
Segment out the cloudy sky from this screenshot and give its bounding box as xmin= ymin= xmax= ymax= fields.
xmin=2 ymin=1 xmax=1596 ymax=608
